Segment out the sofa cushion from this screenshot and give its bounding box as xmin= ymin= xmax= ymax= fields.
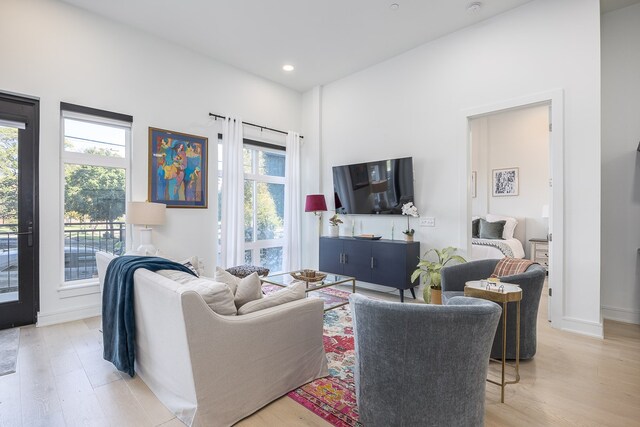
xmin=157 ymin=270 xmax=237 ymax=315
xmin=238 ymin=282 xmax=306 ymax=315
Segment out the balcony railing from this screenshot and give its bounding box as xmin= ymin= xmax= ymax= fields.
xmin=0 ymin=222 xmax=126 ymax=294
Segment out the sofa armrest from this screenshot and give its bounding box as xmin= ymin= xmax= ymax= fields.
xmin=179 ymin=293 xmax=328 ymax=426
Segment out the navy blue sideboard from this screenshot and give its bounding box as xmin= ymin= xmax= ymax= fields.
xmin=319 ymin=237 xmax=420 ymax=302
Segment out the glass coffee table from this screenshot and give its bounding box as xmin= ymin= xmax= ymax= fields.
xmin=261 ymin=271 xmax=356 ymax=311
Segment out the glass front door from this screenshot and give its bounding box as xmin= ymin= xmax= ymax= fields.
xmin=0 ymin=93 xmax=39 ymax=329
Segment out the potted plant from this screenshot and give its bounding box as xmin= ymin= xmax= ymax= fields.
xmin=411 ymin=247 xmax=466 ymax=304
xmin=328 ymin=214 xmax=343 ymax=237
xmin=401 ymin=202 xmax=419 ymax=241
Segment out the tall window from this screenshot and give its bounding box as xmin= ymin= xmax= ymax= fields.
xmin=61 ymin=105 xmax=130 ymax=284
xmin=217 ymin=140 xmax=286 ymax=273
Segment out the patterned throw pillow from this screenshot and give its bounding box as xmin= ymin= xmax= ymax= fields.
xmin=225 ymin=265 xmax=270 ymax=278
xmin=182 ymin=261 xmax=199 ymax=277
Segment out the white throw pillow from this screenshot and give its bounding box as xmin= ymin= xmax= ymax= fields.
xmin=214 ymin=267 xmax=241 ymax=295
xmin=234 ymin=272 xmax=263 ymax=309
xmin=486 ymin=213 xmax=518 ymax=240
xmin=156 ymin=270 xmax=237 ymax=315
xmin=238 ymin=282 xmax=306 ymax=315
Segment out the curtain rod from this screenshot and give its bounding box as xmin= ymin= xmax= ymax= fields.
xmin=209 ymin=113 xmax=304 ymax=139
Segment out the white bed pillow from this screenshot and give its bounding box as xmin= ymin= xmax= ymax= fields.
xmin=486 ymin=213 xmax=518 ymax=240
xmin=156 ymin=270 xmax=237 ymax=315
xmin=238 ymin=282 xmax=306 ymax=315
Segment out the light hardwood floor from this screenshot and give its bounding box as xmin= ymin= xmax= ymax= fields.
xmin=1 ymin=285 xmax=639 ymax=426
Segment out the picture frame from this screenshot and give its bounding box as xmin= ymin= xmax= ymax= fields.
xmin=148 ymin=127 xmax=208 ymax=208
xmin=492 ymin=167 xmax=519 ymax=197
xmin=471 ymin=171 xmax=477 ymax=198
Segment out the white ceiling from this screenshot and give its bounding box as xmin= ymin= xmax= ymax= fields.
xmin=59 ymin=0 xmax=541 ymax=92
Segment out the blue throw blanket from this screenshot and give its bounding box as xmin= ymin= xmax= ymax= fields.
xmin=102 ymin=256 xmax=196 ymax=377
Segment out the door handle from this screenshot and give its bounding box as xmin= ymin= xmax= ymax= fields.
xmin=370 ymin=257 xmax=374 ymax=269
xmin=343 ymin=254 xmax=347 ymax=264
xmin=15 ymin=222 xmax=33 ymax=247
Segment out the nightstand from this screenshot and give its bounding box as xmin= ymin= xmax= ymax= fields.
xmin=529 ymin=238 xmax=549 ymax=271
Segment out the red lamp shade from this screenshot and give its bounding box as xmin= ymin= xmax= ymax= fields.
xmin=305 ymin=194 xmax=327 ymax=212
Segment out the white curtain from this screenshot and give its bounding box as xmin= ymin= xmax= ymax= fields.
xmin=221 ymin=116 xmax=245 ymax=267
xmin=283 ymin=131 xmax=302 ymax=271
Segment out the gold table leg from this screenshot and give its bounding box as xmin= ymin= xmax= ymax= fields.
xmin=515 ymin=300 xmax=521 ymax=383
xmin=501 ymin=301 xmax=507 ymax=403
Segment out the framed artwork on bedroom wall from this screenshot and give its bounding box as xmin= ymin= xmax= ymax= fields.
xmin=492 ymin=167 xmax=519 ymax=197
xmin=471 ymin=171 xmax=477 ymax=198
xmin=148 ymin=127 xmax=208 ymax=208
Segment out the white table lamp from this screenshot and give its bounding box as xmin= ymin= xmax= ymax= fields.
xmin=126 ymin=202 xmax=166 ymax=255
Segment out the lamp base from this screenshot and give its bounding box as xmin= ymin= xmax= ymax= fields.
xmin=136 ymin=228 xmax=158 ymax=256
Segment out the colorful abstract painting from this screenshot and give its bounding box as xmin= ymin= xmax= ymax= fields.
xmin=148 ymin=127 xmax=207 ymax=208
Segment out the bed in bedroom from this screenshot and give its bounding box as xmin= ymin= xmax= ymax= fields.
xmin=471 ymin=214 xmax=526 ymax=260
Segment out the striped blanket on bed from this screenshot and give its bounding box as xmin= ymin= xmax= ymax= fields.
xmin=471 ymin=238 xmax=515 ymax=258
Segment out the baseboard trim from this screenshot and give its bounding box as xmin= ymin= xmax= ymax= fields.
xmin=602 ymin=305 xmax=640 ymax=325
xmin=37 ymin=303 xmax=101 ymax=327
xmin=561 ymin=316 xmax=603 ymax=338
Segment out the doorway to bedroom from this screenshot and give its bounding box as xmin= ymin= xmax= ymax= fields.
xmin=468 ymin=100 xmax=555 ymax=321
xmin=470 ymin=103 xmax=550 ymax=259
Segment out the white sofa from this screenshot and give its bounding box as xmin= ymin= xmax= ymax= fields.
xmin=96 ymin=253 xmax=329 ymax=427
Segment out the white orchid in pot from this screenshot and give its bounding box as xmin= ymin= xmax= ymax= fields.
xmin=328 ymin=214 xmax=343 ymax=237
xmin=401 ymin=202 xmax=419 ymax=241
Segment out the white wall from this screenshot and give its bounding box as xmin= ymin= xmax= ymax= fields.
xmin=601 ymin=2 xmax=640 ymax=325
xmin=304 ymin=0 xmax=602 ymax=335
xmin=0 ymin=0 xmax=302 ymax=325
xmin=471 ymin=105 xmax=550 ymax=258
xmin=300 ymin=87 xmax=323 ymax=269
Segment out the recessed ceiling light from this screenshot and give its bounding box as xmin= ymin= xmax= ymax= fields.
xmin=390 ymin=3 xmax=399 ymax=11
xmin=466 ymin=2 xmax=482 ymax=14
xmin=282 ymin=64 xmax=295 ymax=72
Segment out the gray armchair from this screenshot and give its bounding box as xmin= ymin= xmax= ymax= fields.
xmin=349 ymin=293 xmax=501 ymax=427
xmin=441 ymin=259 xmax=546 ymax=360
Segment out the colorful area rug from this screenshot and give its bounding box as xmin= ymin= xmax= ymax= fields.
xmin=288 ymin=288 xmax=361 ymax=427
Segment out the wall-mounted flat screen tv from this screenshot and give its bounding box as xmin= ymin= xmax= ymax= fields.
xmin=332 ymin=157 xmax=414 ymax=215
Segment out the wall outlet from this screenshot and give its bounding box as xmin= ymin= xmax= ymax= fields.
xmin=420 ymin=217 xmax=435 ymax=227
